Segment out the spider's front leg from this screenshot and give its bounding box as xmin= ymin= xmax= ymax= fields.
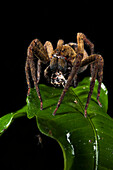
xmin=25 ymin=39 xmax=50 ymax=110
xmin=53 ymin=33 xmax=84 ymax=116
xmin=52 ymin=53 xmax=83 ymax=116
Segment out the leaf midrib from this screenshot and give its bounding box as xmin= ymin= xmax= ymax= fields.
xmin=71 ymin=86 xmax=99 ymax=170
xmin=87 ymin=114 xmax=98 ymax=170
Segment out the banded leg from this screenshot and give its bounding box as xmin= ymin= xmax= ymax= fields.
xmin=25 ymin=58 xmax=31 ymax=95
xmin=27 ymin=39 xmax=49 ymax=64
xmin=84 ymin=60 xmax=98 ymax=117
xmin=37 ymin=59 xmax=41 ymax=83
xmin=97 ymin=56 xmax=104 ymax=106
xmin=82 ymin=33 xmax=95 ymax=77
xmin=29 ymin=57 xmax=43 ymax=110
xmin=44 ymin=41 xmax=54 ymax=59
xmin=81 ymin=54 xmax=104 ymax=117
xmin=78 ymin=33 xmax=94 ymax=54
xmin=77 ymin=33 xmax=95 ymax=77
xmin=25 ymin=39 xmax=49 ymax=110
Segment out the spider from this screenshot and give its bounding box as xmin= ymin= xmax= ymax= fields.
xmin=25 ymin=33 xmax=104 ymax=117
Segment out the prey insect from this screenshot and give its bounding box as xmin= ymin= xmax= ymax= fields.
xmin=25 ymin=33 xmax=104 ymax=117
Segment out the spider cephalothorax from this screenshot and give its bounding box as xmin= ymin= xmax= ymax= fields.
xmin=48 ymin=50 xmax=68 ymax=87
xmin=25 ymin=33 xmax=104 ymax=117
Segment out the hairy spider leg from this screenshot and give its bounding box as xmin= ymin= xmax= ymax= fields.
xmin=81 ymin=54 xmax=104 ymax=117
xmin=44 ymin=41 xmax=54 ymax=59
xmin=25 ymin=58 xmax=31 ymax=95
xmin=97 ymin=56 xmax=104 ymax=106
xmin=26 ymin=39 xmax=50 ymax=110
xmin=78 ymin=33 xmax=95 ymax=79
xmin=80 ymin=33 xmax=94 ymax=54
xmin=37 ymin=60 xmax=41 ymax=83
xmin=25 ymin=55 xmax=43 ymax=108
xmin=29 ymin=58 xmax=43 ymax=110
xmin=71 ymin=34 xmax=104 ymax=117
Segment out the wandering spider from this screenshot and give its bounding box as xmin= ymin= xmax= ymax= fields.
xmin=25 ymin=33 xmax=104 ymax=117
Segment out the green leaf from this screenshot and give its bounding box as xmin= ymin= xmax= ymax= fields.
xmin=27 ymin=77 xmax=113 ymax=170
xmin=0 ymin=105 xmax=27 ymax=136
xmin=0 ymin=113 xmax=14 ymax=136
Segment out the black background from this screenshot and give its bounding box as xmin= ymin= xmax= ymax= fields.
xmin=0 ymin=2 xmax=113 ymax=170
